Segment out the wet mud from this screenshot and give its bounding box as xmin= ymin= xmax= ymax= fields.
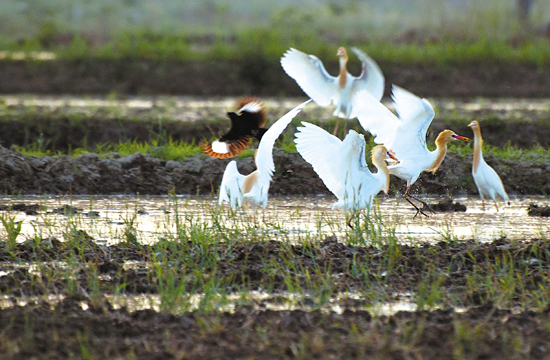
xmin=528 ymin=203 xmax=550 ymax=217
xmin=1 ymin=145 xmax=550 ymax=196
xmin=1 ymin=297 xmax=549 ymax=359
xmin=1 ymin=236 xmax=550 ymax=358
xmin=2 ymin=59 xmax=550 ymax=98
xmin=1 ymin=102 xmax=550 ymax=152
xmin=1 ymin=236 xmax=549 ymax=299
xmin=430 ymin=198 xmax=467 ymax=212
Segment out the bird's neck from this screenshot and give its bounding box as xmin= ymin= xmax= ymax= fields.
xmin=373 ymin=156 xmax=391 ymax=194
xmin=338 ymin=57 xmax=348 ymax=88
xmin=426 ymin=135 xmax=450 ymax=174
xmin=472 ymin=128 xmax=483 ymax=173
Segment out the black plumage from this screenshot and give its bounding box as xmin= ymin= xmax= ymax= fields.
xmin=200 ymin=97 xmax=267 ymax=159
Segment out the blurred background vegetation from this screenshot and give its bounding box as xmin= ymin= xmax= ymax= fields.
xmin=0 ymin=0 xmax=549 ymax=62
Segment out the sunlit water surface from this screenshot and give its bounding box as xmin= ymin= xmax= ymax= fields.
xmin=0 ymin=195 xmax=548 ymax=245
xmin=2 ymin=95 xmax=549 ymax=122
xmin=0 ymin=194 xmax=548 ymax=314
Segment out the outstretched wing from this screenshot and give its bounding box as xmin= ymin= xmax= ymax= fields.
xmin=350 ymin=47 xmax=385 ymax=101
xmin=281 ymin=48 xmax=339 ymax=106
xmin=255 ymin=100 xmax=311 ymax=181
xmin=201 ymin=98 xmax=266 ymax=159
xmin=219 ymin=160 xmax=246 ymax=209
xmin=351 ymin=89 xmax=400 ymax=147
xmin=200 ymin=137 xmax=251 ymax=159
xmin=294 ymin=122 xmax=344 ymax=199
xmin=388 ymin=85 xmax=435 ymax=160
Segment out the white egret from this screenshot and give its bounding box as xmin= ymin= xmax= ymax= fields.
xmin=352 ymin=85 xmax=470 ymax=216
xmin=218 ymin=100 xmax=311 ymax=212
xmin=294 ymin=122 xmax=397 ymax=226
xmin=281 ymin=46 xmax=384 ymax=135
xmin=468 ymin=120 xmax=510 ymax=211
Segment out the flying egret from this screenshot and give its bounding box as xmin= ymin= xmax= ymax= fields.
xmin=281 ymin=46 xmax=384 ymax=133
xmin=294 ymin=122 xmax=397 ymax=226
xmin=200 ymin=97 xmax=267 ymax=159
xmin=351 ymin=85 xmax=470 ymax=216
xmin=468 ymin=120 xmax=510 ymax=211
xmin=218 ymin=100 xmax=311 ymax=212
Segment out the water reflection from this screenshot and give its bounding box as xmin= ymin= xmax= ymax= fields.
xmin=0 ymin=195 xmax=547 ymax=244
xmin=0 ymin=290 xmax=422 ymax=317
xmin=2 ymin=95 xmax=549 ymax=122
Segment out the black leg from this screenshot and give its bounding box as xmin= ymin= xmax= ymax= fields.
xmin=407 ymin=193 xmax=435 ymax=215
xmin=406 ymin=196 xmax=430 ymax=217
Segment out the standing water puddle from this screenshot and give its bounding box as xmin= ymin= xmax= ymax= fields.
xmin=0 ymin=195 xmax=548 ymax=244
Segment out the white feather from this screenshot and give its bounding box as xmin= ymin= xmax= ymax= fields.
xmin=211 ymin=140 xmax=230 ymax=154
xmin=238 ymin=101 xmax=263 ymax=114
xmin=294 ymin=122 xmax=345 ymax=198
xmin=295 ymin=124 xmax=389 ymax=212
xmin=281 ymin=47 xmax=385 ymax=119
xmin=281 ymin=48 xmax=338 ymax=107
xmin=473 ymin=158 xmax=509 ymax=203
xmin=219 ymin=161 xmax=246 ymax=209
xmin=350 ymin=47 xmax=385 ymax=102
xmin=353 ymin=85 xmax=438 ymax=186
xmin=218 ymin=100 xmax=311 ymax=209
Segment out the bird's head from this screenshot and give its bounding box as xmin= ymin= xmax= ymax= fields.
xmin=372 ymin=145 xmax=396 ymax=194
xmin=467 ymin=120 xmax=480 ymax=129
xmin=336 ymin=47 xmax=348 ymax=61
xmin=438 ymin=129 xmax=470 ymax=143
xmin=386 ymin=149 xmax=398 ymax=162
xmin=371 ymin=145 xmax=397 ymax=162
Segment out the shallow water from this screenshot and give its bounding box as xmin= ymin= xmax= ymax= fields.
xmin=0 ymin=194 xmax=548 ymax=245
xmin=1 ymin=95 xmax=549 ymax=122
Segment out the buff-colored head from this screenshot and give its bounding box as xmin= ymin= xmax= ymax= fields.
xmin=371 ymin=145 xmax=397 ymax=163
xmin=436 ymin=129 xmax=470 ymax=145
xmin=467 ymin=120 xmax=483 ymax=137
xmin=336 ymin=47 xmax=348 ymax=61
xmin=468 ymin=120 xmax=480 ymax=129
xmin=371 ymin=145 xmax=397 ymax=194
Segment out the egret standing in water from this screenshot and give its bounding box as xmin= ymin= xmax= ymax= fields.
xmin=468 ymin=120 xmax=510 ymax=211
xmin=294 ymin=122 xmax=397 ymax=227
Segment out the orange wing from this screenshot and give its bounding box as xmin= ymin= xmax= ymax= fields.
xmin=200 ymin=137 xmax=251 ymax=159
xmin=201 ymin=97 xmax=266 ymax=159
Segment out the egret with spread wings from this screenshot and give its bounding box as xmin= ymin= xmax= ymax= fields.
xmin=295 ymin=122 xmax=397 ymax=226
xmin=218 ymin=100 xmax=311 ymax=211
xmin=352 ymin=85 xmax=470 ymax=216
xmin=281 ymin=47 xmax=384 ymax=121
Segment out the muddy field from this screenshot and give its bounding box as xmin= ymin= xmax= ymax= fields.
xmin=1 ymin=95 xmax=549 ymax=197
xmin=2 ymin=297 xmax=549 ymax=359
xmin=2 ymin=60 xmax=550 ymax=98
xmin=1 ymin=143 xmax=549 ymax=197
xmin=1 ymin=95 xmax=550 ymax=359
xmin=1 ymin=231 xmax=550 ymax=359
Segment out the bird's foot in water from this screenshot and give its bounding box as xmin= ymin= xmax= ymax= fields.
xmin=414 ymin=203 xmax=435 ymax=218
xmin=406 ymin=197 xmax=434 ymax=218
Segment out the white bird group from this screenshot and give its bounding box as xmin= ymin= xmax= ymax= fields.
xmin=211 ymin=46 xmax=509 ymax=222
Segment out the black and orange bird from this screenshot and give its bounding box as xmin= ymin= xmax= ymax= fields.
xmin=200 ymin=97 xmax=268 ymax=159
